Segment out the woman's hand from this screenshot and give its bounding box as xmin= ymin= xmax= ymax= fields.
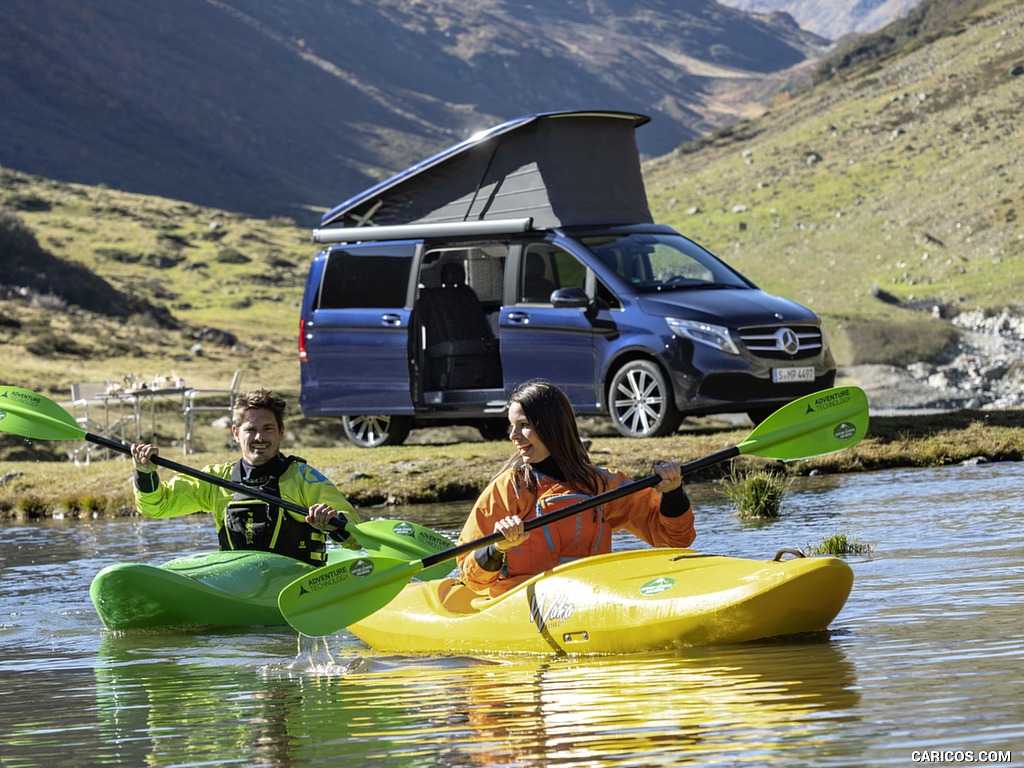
xmin=653 ymin=461 xmax=682 ymax=493
xmin=494 ymin=515 xmax=530 ymax=551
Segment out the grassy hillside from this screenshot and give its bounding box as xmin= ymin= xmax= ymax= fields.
xmin=645 ymin=0 xmax=1023 ymax=363
xmin=0 ymin=174 xmax=309 ymax=402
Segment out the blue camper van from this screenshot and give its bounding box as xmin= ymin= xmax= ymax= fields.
xmin=299 ymin=112 xmax=835 ymax=446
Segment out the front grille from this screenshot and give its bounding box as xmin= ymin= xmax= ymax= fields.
xmin=738 ymin=324 xmax=823 ymax=360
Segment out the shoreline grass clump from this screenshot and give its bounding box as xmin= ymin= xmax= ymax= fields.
xmin=807 ymin=532 xmax=874 ymax=557
xmin=719 ymin=468 xmax=793 ymax=519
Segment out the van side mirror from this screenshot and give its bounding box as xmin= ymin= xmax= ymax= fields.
xmin=551 ymin=287 xmax=590 ymax=308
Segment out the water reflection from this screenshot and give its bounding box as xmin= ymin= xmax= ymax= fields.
xmin=94 ymin=651 xmax=301 ymax=766
xmin=79 ymin=630 xmax=863 ymax=768
xmin=260 ymin=638 xmax=861 ymax=767
xmin=448 ymin=644 xmax=860 ymax=767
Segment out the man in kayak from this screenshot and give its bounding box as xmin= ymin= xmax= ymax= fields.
xmin=130 ymin=388 xmax=361 ymax=565
xmin=456 ymin=379 xmax=694 ymax=597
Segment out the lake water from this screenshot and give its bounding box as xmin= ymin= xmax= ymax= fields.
xmin=1 ymin=463 xmax=1022 ymax=767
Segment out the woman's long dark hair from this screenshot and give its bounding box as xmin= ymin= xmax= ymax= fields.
xmin=499 ymin=379 xmax=604 ymax=496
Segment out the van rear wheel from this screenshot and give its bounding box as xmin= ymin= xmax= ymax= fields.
xmin=608 ymin=360 xmax=682 ymax=438
xmin=342 ymin=415 xmax=412 ymax=448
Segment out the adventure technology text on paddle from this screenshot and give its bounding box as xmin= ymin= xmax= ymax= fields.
xmin=0 ymin=386 xmax=456 ymax=577
xmin=276 ymin=385 xmax=870 ymax=636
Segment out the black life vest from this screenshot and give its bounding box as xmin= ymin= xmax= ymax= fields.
xmin=218 ymin=455 xmax=328 ymax=565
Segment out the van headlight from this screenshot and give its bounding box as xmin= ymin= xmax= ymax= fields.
xmin=666 ymin=318 xmax=740 ymax=355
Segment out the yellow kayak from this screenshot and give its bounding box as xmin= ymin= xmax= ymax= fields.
xmin=348 ymin=548 xmax=853 ymax=655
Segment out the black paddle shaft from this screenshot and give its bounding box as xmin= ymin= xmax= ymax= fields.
xmin=418 ymin=445 xmax=740 ymax=569
xmin=86 ymin=431 xmax=354 ymax=531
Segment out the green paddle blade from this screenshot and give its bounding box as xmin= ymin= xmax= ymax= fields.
xmin=738 ymin=386 xmax=869 ymax=461
xmin=354 ymin=519 xmax=457 ymax=580
xmin=0 ymin=386 xmax=86 ymax=440
xmin=279 ymin=555 xmax=422 ymax=636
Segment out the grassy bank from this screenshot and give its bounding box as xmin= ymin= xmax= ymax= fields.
xmin=2 ymin=407 xmax=1020 ymax=521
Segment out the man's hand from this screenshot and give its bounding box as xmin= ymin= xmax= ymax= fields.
xmin=130 ymin=443 xmax=160 ymax=473
xmin=306 ymin=502 xmax=341 ymax=531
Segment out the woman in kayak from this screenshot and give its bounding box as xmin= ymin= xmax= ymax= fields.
xmin=130 ymin=388 xmax=361 ymax=565
xmin=456 ymin=379 xmax=694 ymax=597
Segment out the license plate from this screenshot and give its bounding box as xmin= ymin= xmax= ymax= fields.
xmin=772 ymin=366 xmax=815 ymax=383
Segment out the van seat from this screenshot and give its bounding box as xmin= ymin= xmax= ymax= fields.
xmin=418 ymin=263 xmax=502 ymax=390
xmin=522 ymin=252 xmax=556 ymax=302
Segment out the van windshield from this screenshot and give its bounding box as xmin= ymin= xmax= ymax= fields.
xmin=581 ymin=233 xmax=751 ymax=292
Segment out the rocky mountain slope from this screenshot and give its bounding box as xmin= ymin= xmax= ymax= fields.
xmin=0 ymin=0 xmax=826 ymax=222
xmin=717 ymin=0 xmax=925 ymax=40
xmin=848 ymin=310 xmax=1024 ymax=412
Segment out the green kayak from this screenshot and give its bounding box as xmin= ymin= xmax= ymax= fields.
xmin=89 ymin=549 xmax=359 ymax=631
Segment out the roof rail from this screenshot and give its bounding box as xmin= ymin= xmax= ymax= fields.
xmin=312 ymin=217 xmax=534 ymax=244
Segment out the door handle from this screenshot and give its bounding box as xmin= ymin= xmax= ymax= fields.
xmin=507 ymin=311 xmax=531 ymax=325
xmin=380 ymin=313 xmax=402 ymax=327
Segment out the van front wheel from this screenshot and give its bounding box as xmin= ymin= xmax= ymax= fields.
xmin=608 ymin=361 xmax=682 ymax=438
xmin=342 ymin=415 xmax=412 ymax=448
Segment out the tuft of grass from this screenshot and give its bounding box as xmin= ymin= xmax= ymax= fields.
xmin=807 ymin=532 xmax=874 ymax=557
xmin=16 ymin=495 xmax=51 ymax=520
xmin=719 ymin=468 xmax=793 ymax=519
xmin=81 ymin=495 xmax=106 ymax=514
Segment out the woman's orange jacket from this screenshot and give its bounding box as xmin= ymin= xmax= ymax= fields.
xmin=457 ymin=466 xmax=695 ymax=596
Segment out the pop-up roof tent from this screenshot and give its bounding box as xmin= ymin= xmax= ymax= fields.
xmin=316 ymin=111 xmax=654 ymax=241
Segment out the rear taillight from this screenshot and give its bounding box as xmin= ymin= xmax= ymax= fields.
xmin=298 ymin=318 xmax=308 ymax=362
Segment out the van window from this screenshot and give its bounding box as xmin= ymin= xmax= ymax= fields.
xmin=519 ymin=245 xmax=588 ymax=302
xmin=420 ymin=243 xmax=505 ymax=302
xmin=317 ymin=245 xmax=414 ymax=309
xmin=649 ymin=242 xmax=714 ymax=283
xmin=519 ymin=244 xmax=620 ymax=308
xmin=584 ymin=233 xmax=746 ymax=291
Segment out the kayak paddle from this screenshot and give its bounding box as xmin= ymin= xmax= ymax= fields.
xmin=278 ymin=385 xmax=869 ymax=636
xmin=0 ymin=386 xmax=456 ymax=577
